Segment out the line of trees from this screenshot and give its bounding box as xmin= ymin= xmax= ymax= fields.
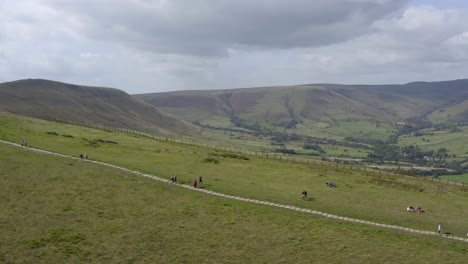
xmin=366 ymin=143 xmax=466 ymax=176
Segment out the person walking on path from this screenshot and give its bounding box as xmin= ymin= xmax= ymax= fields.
xmin=193 ymin=178 xmax=198 ymax=188
xmin=80 ymin=153 xmax=83 ymax=160
xmin=199 ymin=176 xmax=203 ymax=184
xmin=438 ymin=224 xmax=442 ymax=235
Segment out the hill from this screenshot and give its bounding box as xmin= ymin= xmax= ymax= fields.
xmin=135 ymin=79 xmax=468 ymax=139
xmin=2 ymin=143 xmax=467 ymax=263
xmin=0 ymin=79 xmax=199 ymax=136
xmin=1 ymin=111 xmax=467 ymax=236
xmin=321 ymin=80 xmax=468 ymax=125
xmin=1 ymin=113 xmax=467 ymax=262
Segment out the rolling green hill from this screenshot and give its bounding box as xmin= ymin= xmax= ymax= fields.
xmin=136 ymin=79 xmax=468 ymax=139
xmin=0 ymin=79 xmax=200 ymax=136
xmin=2 ymin=142 xmax=467 ymax=263
xmin=1 ymin=111 xmax=467 ymax=236
xmin=427 ymin=100 xmax=468 ymax=125
xmin=1 ymin=113 xmax=467 ymax=262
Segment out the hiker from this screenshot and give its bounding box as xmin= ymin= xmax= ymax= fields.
xmin=301 ymin=191 xmax=308 ymax=200
xmin=326 ymin=182 xmax=329 ymax=188
xmin=174 ymin=175 xmax=177 ymax=183
xmin=193 ymin=178 xmax=198 ymax=188
xmin=24 ymin=140 xmax=27 ymax=147
xmin=20 ymin=139 xmax=24 ymax=146
xmin=170 ymin=175 xmax=175 ymax=183
xmin=438 ymin=224 xmax=442 ymax=235
xmin=199 ymin=176 xmax=203 ymax=184
xmin=80 ymin=153 xmax=83 ymax=160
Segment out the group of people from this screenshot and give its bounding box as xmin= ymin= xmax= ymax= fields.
xmin=20 ymin=139 xmax=27 ymax=147
xmin=326 ymin=182 xmax=337 ymax=188
xmin=171 ymin=175 xmax=203 ymax=187
xmin=193 ymin=176 xmax=203 ymax=188
xmin=79 ymin=153 xmax=88 ymax=160
xmin=406 ymin=206 xmax=424 ymax=214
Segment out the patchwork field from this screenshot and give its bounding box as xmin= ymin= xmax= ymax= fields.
xmin=398 ymin=128 xmax=468 ymax=159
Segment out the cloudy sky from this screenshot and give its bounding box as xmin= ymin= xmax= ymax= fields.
xmin=1 ymin=0 xmax=468 ymax=93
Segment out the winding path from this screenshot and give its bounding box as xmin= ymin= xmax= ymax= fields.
xmin=2 ymin=139 xmax=467 ymax=243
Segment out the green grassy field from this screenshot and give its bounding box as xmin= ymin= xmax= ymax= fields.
xmin=322 ymin=145 xmax=370 ymax=158
xmin=2 ymin=140 xmax=468 ymax=263
xmin=193 ymin=129 xmax=275 ymax=153
xmin=1 ymin=112 xmax=467 ymax=239
xmin=319 ymin=121 xmax=394 ymax=141
xmin=440 ymin=174 xmax=468 ymax=183
xmin=398 ymin=128 xmax=468 ymax=159
xmin=193 ymin=127 xmax=372 ymax=160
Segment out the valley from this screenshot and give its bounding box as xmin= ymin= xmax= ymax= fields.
xmin=136 ymin=80 xmax=468 ymax=180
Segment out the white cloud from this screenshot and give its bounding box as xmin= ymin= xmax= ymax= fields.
xmin=0 ymin=0 xmax=468 ymax=93
xmin=445 ymin=32 xmax=468 ymax=46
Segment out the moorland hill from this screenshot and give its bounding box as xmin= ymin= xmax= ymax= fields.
xmin=0 ymin=79 xmax=199 ymax=136
xmin=136 ymin=79 xmax=468 ymax=139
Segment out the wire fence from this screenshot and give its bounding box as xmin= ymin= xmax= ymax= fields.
xmin=3 ymin=137 xmax=467 ymax=241
xmin=3 ymin=114 xmax=468 ymax=239
xmin=32 ymin=115 xmax=465 ymax=188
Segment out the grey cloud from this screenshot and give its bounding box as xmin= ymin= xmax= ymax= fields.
xmin=2 ymin=0 xmax=468 ymax=93
xmin=296 ymin=6 xmax=468 ymax=84
xmin=45 ymin=0 xmax=409 ymax=56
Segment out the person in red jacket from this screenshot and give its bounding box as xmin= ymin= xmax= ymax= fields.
xmin=193 ymin=178 xmax=198 ymax=188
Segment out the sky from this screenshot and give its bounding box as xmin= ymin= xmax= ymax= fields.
xmin=1 ymin=0 xmax=468 ymax=94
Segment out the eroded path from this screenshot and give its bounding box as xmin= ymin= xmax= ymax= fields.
xmin=2 ymin=139 xmax=467 ymax=243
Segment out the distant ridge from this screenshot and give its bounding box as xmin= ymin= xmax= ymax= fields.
xmin=135 ymin=79 xmax=468 ymax=139
xmin=0 ymin=79 xmax=199 ymax=135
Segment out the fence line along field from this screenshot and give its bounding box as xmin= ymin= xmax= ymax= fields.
xmin=0 ymin=112 xmax=467 ymax=237
xmin=2 ymin=142 xmax=468 ymax=263
xmin=24 ymin=113 xmax=468 ymax=187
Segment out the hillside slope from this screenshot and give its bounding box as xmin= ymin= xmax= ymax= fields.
xmin=136 ymin=79 xmax=468 ymax=139
xmin=0 ymin=79 xmax=199 ymax=135
xmin=322 ymin=80 xmax=468 ymax=122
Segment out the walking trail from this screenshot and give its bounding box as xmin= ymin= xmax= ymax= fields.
xmin=2 ymin=139 xmax=467 ymax=243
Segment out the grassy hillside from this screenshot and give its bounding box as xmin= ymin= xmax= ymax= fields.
xmin=428 ymin=100 xmax=468 ymax=125
xmin=135 ymin=79 xmax=468 ymax=139
xmin=135 ymin=89 xmax=236 ymax=129
xmin=0 ymin=79 xmax=200 ymax=136
xmin=1 ymin=112 xmax=467 ymax=238
xmin=322 ymin=80 xmax=468 ymax=121
xmin=135 ymin=86 xmax=396 ymax=140
xmin=2 ymin=144 xmax=468 ymax=263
